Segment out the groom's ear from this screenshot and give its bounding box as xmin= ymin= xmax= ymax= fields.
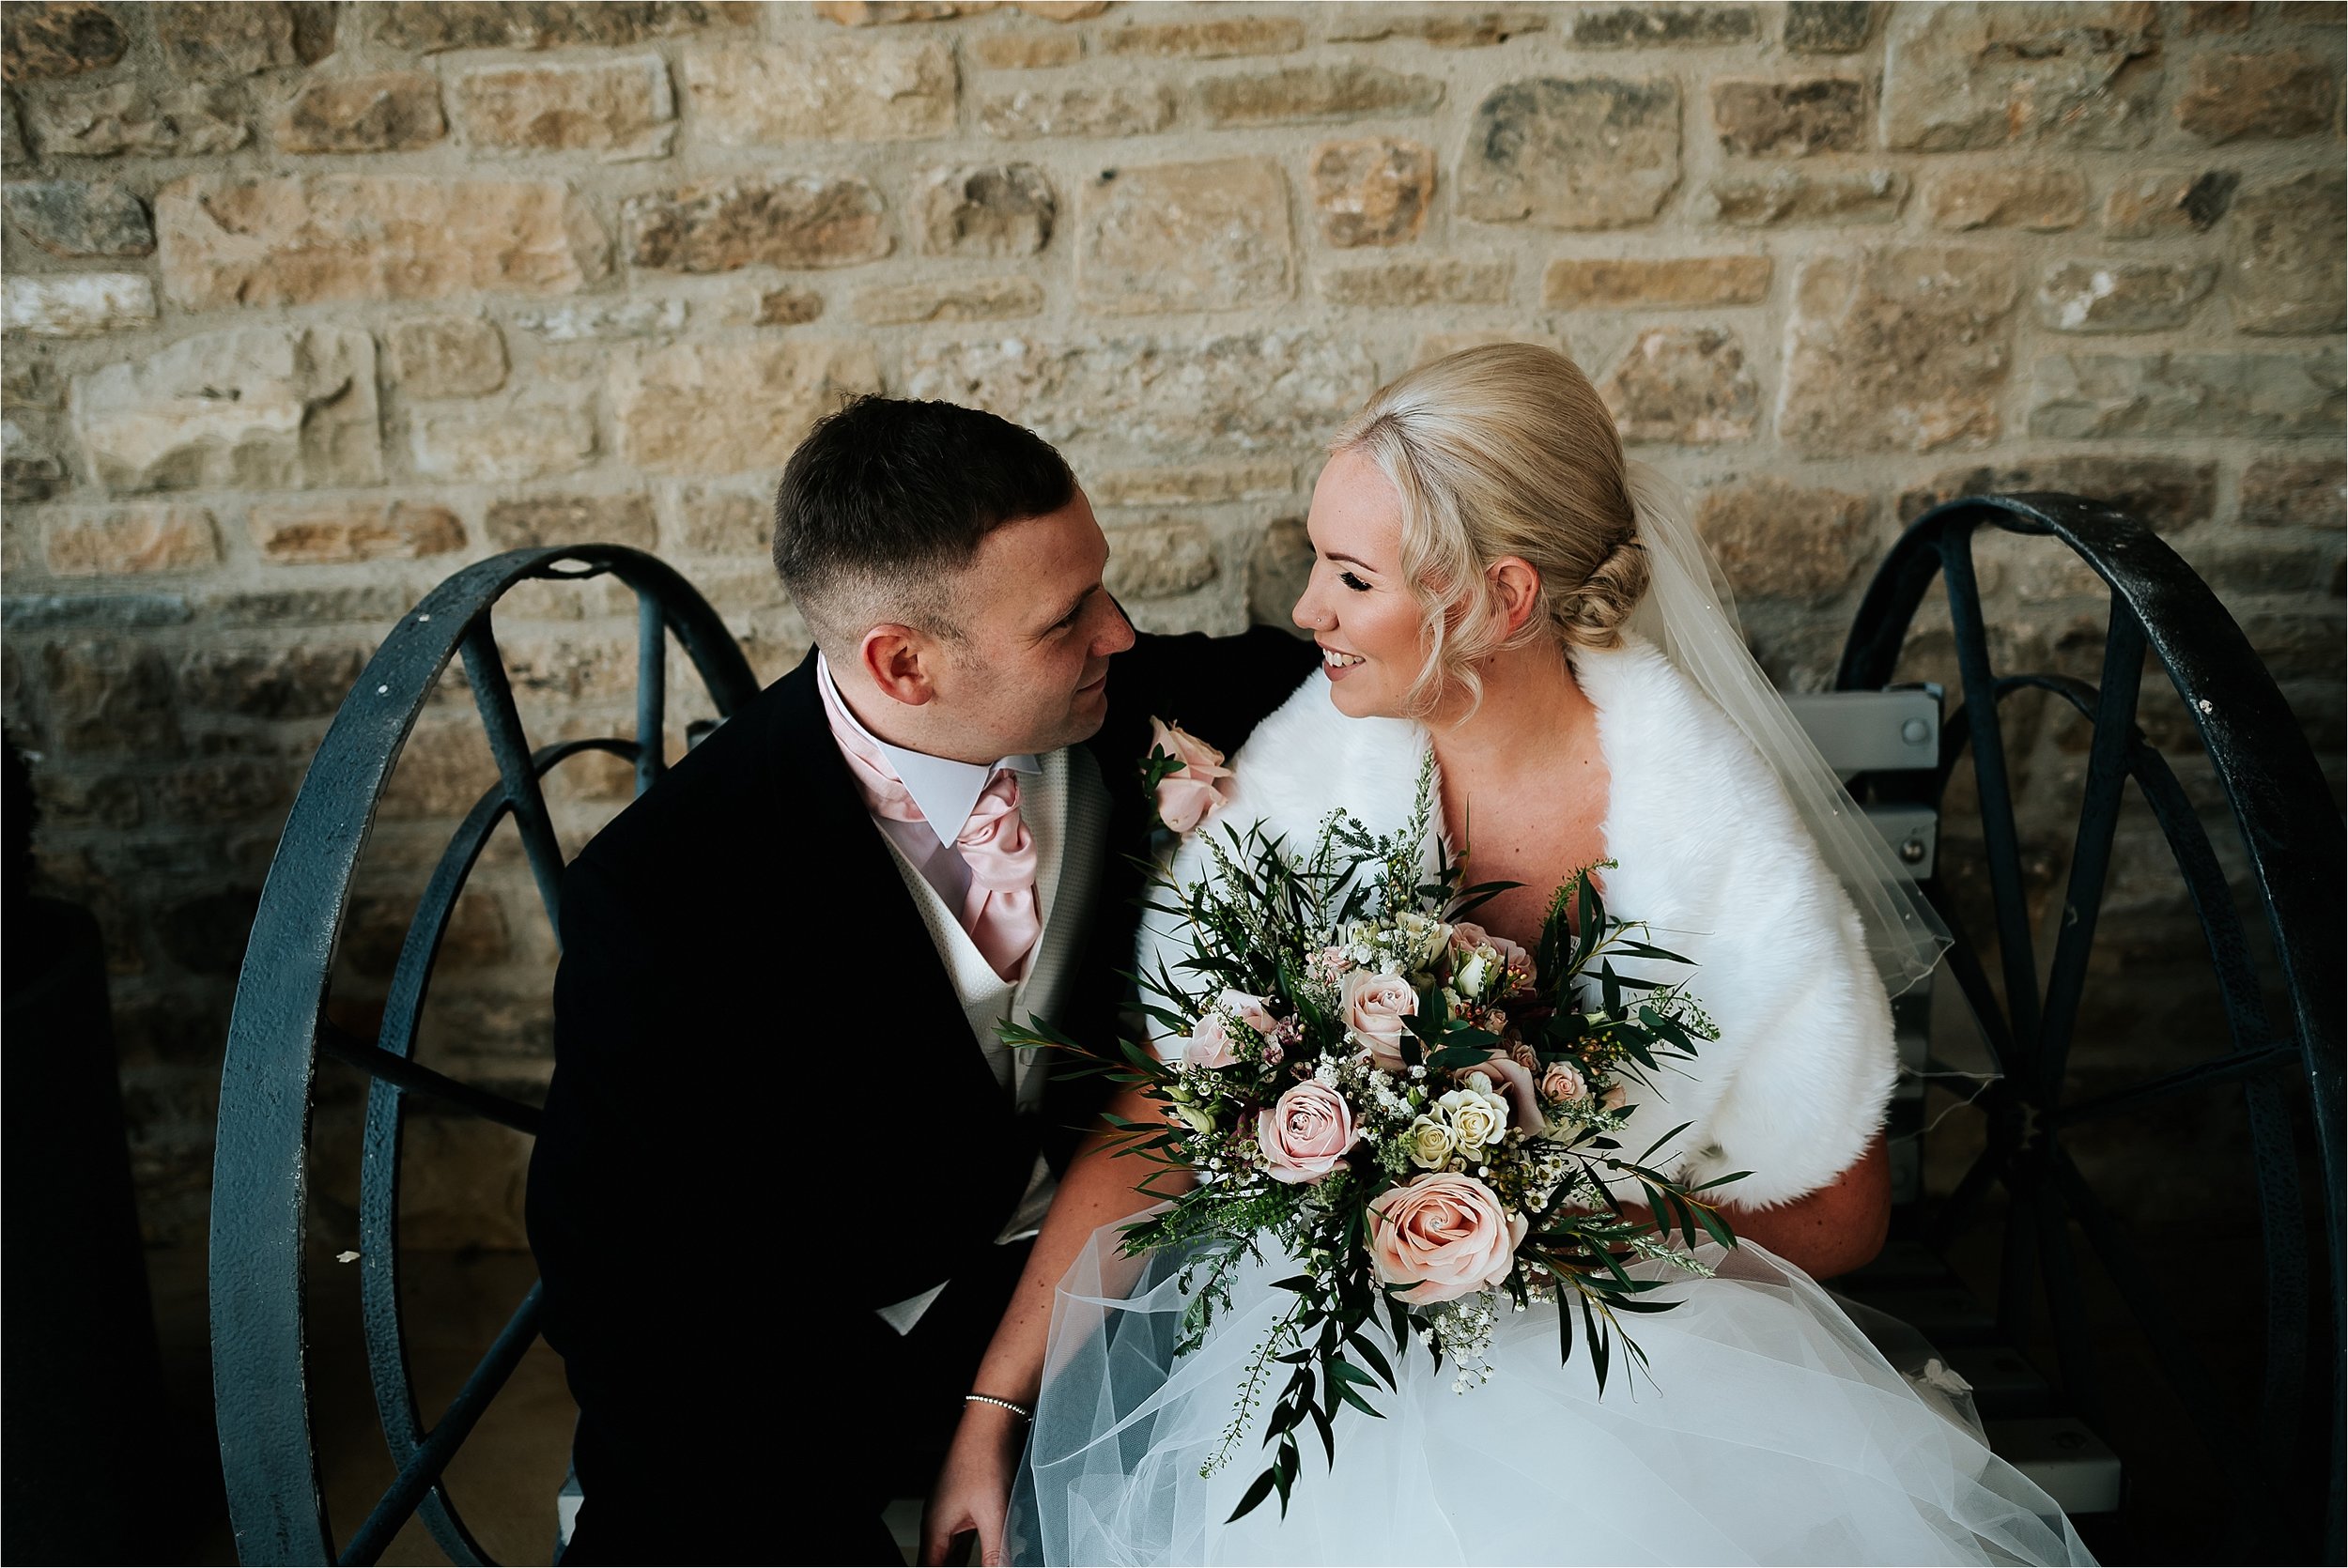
xmin=858 ymin=624 xmax=938 ymax=707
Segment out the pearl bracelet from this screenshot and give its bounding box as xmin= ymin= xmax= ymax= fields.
xmin=965 ymin=1392 xmax=1034 ymax=1422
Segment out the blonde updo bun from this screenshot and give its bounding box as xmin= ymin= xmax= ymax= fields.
xmin=1328 ymin=342 xmax=1650 ymax=716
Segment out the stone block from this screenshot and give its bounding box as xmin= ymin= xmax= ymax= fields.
xmin=624 ymin=174 xmax=888 ymax=272
xmin=272 ymin=70 xmax=443 ymax=153
xmin=2101 ymin=170 xmax=2237 ymax=238
xmin=512 ymin=299 xmax=687 ymax=341
xmin=1924 ymin=169 xmax=2088 ymax=232
xmin=2178 ymin=2 xmax=2251 ymax=32
xmin=754 ymin=288 xmax=824 ymax=326
xmin=2035 ymin=261 xmax=2217 ymax=333
xmin=813 ymin=0 xmax=980 ymax=20
xmin=484 ymin=492 xmax=656 ymax=551
xmin=383 ymin=315 xmax=507 ymax=398
xmin=682 ymin=39 xmax=955 ymax=144
xmin=2177 ymin=51 xmax=2337 ymax=142
xmin=665 ymin=484 xmax=767 ymax=555
xmin=1308 ymin=137 xmax=1434 ymax=249
xmin=22 ymin=83 xmax=249 ymax=157
xmin=611 ymin=339 xmax=881 ymax=475
xmin=4 ymin=180 xmax=153 ymax=257
xmin=1321 ymin=258 xmax=1510 ymax=307
xmin=1898 ymin=456 xmax=2217 ymax=532
xmin=1571 ymin=6 xmax=1754 ymax=45
xmin=35 ymin=771 xmax=141 ymax=830
xmin=42 ymin=638 xmax=179 ymax=754
xmin=179 ymin=645 xmax=366 ymax=726
xmin=4 ymin=357 xmax=59 ymax=409
xmin=157 ymin=175 xmax=608 ymax=309
xmin=1324 ymin=7 xmax=1549 ymax=46
xmin=1459 ymin=78 xmax=1680 ymax=229
xmin=1784 ymin=2 xmax=1876 ymax=54
xmin=409 ymin=389 xmax=595 ymax=484
xmin=3 ymin=416 xmax=65 ymax=501
xmin=1881 ymin=4 xmax=2161 ymax=151
xmin=155 ymin=3 xmax=309 ymax=79
xmin=1100 ymin=17 xmax=1302 ymax=57
xmin=373 ymin=3 xmax=752 ymax=53
xmin=1104 ymin=518 xmax=1217 ymax=599
xmin=343 ymin=890 xmax=508 ymax=979
xmin=905 ymin=331 xmax=1378 ymax=454
xmin=1078 ymin=158 xmax=1292 ymax=316
xmin=3 ymin=3 xmax=125 ymax=82
xmin=2177 ymin=537 xmax=2331 ymax=596
xmin=852 ymin=276 xmax=1042 ymax=324
xmin=45 ymin=506 xmax=221 ymax=576
xmin=1695 ymin=477 xmax=1872 ymax=599
xmin=73 ymin=326 xmax=381 ymax=492
xmin=4 ymin=592 xmax=192 ymax=631
xmin=1780 ymin=248 xmax=2018 ymax=455
xmin=1246 ymin=515 xmax=1313 ymax=627
xmin=452 ymin=55 xmax=672 ymax=159
xmin=971 ymin=31 xmax=1081 ymax=69
xmin=1090 ymin=461 xmax=1290 ymax=507
xmin=247 ymin=500 xmax=464 ymax=563
xmin=2240 ymin=458 xmax=2346 ymax=530
xmin=1196 ymin=64 xmax=1443 ymax=127
xmin=1709 ymin=77 xmax=1865 ymax=158
xmin=2027 ymin=351 xmax=2344 ymax=439
xmin=3 ymin=272 xmax=155 ymax=336
xmin=1704 ymin=167 xmax=1906 ymax=227
xmin=978 ymin=83 xmax=1174 ymax=139
xmin=916 ymin=163 xmax=1054 ymax=257
xmin=1599 ymin=328 xmax=1758 ymax=445
xmin=1542 ymin=254 xmax=1769 ymax=309
xmin=2229 ymin=171 xmax=2346 ymax=335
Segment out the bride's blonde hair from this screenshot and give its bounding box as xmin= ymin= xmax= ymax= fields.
xmin=1329 ymin=342 xmax=1649 ymax=716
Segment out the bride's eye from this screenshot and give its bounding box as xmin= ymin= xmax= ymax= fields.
xmin=1338 ymin=570 xmax=1372 ymax=593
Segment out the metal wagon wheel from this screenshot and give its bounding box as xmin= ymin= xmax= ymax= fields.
xmin=209 ymin=546 xmax=761 ymax=1565
xmin=1837 ymin=493 xmax=2344 ymax=1562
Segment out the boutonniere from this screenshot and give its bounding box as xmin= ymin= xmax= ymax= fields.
xmin=1143 ymin=715 xmax=1234 ymax=836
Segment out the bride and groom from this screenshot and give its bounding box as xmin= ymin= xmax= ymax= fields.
xmin=527 ymin=346 xmax=2093 ymax=1566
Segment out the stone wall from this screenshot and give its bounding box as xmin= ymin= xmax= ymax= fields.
xmin=2 ymin=0 xmax=2340 ymax=1251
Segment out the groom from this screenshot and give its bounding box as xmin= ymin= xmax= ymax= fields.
xmin=527 ymin=396 xmax=1317 ymax=1563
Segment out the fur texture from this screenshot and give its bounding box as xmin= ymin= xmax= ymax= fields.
xmin=1139 ymin=632 xmax=1895 ymax=1209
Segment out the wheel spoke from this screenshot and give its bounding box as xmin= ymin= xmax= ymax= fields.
xmin=320 ymin=1022 xmax=542 ymax=1136
xmin=2036 ymin=610 xmax=2144 ymax=1090
xmin=2050 ymin=1046 xmax=2293 ymax=1129
xmin=1928 ymin=1142 xmax=2003 ymax=1253
xmin=635 ymin=591 xmax=668 ymax=798
xmin=461 ymin=622 xmax=566 ymax=934
xmin=2036 ymin=1189 xmax=2100 ymax=1422
xmin=1997 ymin=1183 xmax=2040 ymax=1344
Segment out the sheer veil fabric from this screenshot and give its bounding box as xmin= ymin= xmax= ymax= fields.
xmin=1006 ymin=469 xmax=2086 ymax=1566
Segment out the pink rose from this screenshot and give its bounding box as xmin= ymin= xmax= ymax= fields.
xmin=1471 ymin=1050 xmax=1541 ymax=1131
xmin=1217 ymin=989 xmax=1280 ymax=1038
xmin=1149 ymin=717 xmax=1233 ymax=835
xmin=1366 ymin=1174 xmax=1528 ymax=1304
xmin=1601 ymin=1081 xmax=1629 ymax=1113
xmin=1539 ymin=1060 xmax=1588 ymax=1105
xmin=1185 ymin=1013 xmax=1239 ymax=1069
xmin=1342 ymin=970 xmax=1419 ymax=1071
xmin=1257 ymin=1082 xmax=1359 ymax=1184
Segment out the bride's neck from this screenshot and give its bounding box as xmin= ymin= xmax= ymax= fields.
xmin=1424 ymin=638 xmax=1596 ymax=785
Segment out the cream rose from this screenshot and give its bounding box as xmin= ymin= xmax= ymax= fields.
xmin=1342 ymin=970 xmax=1419 ymax=1071
xmin=1437 ymin=1080 xmax=1509 ymax=1155
xmin=1148 ymin=717 xmax=1233 ymax=835
xmin=1402 ymin=1115 xmax=1457 ymax=1171
xmin=1257 ymin=1082 xmax=1359 ymax=1184
xmin=1184 ymin=1012 xmax=1239 ymax=1069
xmin=1366 ymin=1173 xmax=1527 ymax=1304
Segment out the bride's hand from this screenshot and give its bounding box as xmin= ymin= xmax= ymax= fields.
xmin=920 ymin=1400 xmax=1027 ymax=1566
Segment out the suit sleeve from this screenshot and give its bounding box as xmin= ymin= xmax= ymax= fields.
xmin=528 ymin=853 xmax=890 ymax=1564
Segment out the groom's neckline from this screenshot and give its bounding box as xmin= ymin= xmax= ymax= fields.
xmin=814 ymin=653 xmax=1042 ymax=851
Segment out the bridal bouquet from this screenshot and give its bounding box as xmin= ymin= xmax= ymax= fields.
xmin=1002 ymin=741 xmax=1740 ymax=1522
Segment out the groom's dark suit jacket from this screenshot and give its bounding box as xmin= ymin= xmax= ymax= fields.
xmin=528 ymin=627 xmax=1317 ymax=1564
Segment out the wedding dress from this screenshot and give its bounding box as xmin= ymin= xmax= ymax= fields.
xmin=1010 ymin=637 xmax=2096 ymax=1567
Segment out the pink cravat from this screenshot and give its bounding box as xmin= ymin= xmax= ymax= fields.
xmin=820 ymin=673 xmax=1042 ymax=982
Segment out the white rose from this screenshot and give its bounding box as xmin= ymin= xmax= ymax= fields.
xmin=1403 ymin=1116 xmax=1457 ymax=1170
xmin=1454 ymin=952 xmax=1491 ymax=1000
xmin=1438 ymin=1079 xmax=1509 ymax=1153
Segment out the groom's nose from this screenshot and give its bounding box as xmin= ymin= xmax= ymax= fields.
xmin=1094 ymin=592 xmax=1137 ymax=656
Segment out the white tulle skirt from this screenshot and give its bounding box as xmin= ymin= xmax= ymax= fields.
xmin=1009 ymin=1222 xmax=2094 ymax=1566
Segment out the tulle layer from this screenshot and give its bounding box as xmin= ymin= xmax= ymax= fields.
xmin=1011 ymin=1223 xmax=2093 ymax=1567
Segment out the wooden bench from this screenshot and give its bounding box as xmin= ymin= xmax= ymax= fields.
xmin=207 ymin=495 xmax=2341 ymax=1564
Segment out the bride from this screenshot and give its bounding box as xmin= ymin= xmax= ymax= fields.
xmin=923 ymin=345 xmax=2094 ymax=1566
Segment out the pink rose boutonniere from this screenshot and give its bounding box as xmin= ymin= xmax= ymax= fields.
xmin=1146 ymin=716 xmax=1233 ymax=835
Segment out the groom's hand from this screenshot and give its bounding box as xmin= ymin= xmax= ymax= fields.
xmin=920 ymin=1399 xmax=1027 ymax=1566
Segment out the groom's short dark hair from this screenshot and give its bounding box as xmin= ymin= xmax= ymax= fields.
xmin=773 ymin=395 xmax=1075 ymax=642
